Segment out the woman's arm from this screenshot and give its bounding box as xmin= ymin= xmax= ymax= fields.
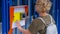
xmin=16 ymin=20 xmax=31 ymax=34
xmin=16 ymin=19 xmax=41 ymax=34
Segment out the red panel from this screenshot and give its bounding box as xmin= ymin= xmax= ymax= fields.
xmin=8 ymin=6 xmax=14 ymax=34
xmin=25 ymin=6 xmax=28 ymax=16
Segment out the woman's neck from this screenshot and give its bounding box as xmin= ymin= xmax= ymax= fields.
xmin=39 ymin=12 xmax=48 ymax=17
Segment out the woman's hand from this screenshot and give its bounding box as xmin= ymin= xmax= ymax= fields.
xmin=16 ymin=20 xmax=31 ymax=34
xmin=16 ymin=20 xmax=21 ymax=28
xmin=16 ymin=20 xmax=25 ymax=32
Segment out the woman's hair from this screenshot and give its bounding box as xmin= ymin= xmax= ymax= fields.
xmin=36 ymin=0 xmax=52 ymax=13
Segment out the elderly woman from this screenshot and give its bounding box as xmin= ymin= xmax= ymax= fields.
xmin=16 ymin=0 xmax=58 ymax=34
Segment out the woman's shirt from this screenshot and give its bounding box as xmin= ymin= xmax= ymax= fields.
xmin=28 ymin=14 xmax=55 ymax=34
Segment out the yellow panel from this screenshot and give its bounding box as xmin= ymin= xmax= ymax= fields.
xmin=13 ymin=12 xmax=22 ymax=22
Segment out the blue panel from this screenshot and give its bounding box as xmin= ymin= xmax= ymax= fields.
xmin=58 ymin=0 xmax=60 ymax=9
xmin=2 ymin=0 xmax=6 ymax=34
xmin=25 ymin=0 xmax=28 ymax=5
xmin=12 ymin=0 xmax=17 ymax=6
xmin=5 ymin=0 xmax=9 ymax=34
xmin=50 ymin=0 xmax=59 ymax=34
xmin=28 ymin=0 xmax=33 ymax=24
xmin=20 ymin=0 xmax=23 ymax=5
xmin=57 ymin=0 xmax=60 ymax=34
xmin=0 ymin=0 xmax=1 ymax=21
xmin=57 ymin=9 xmax=59 ymax=34
xmin=9 ymin=0 xmax=12 ymax=6
xmin=2 ymin=0 xmax=12 ymax=34
xmin=58 ymin=10 xmax=60 ymax=34
xmin=15 ymin=28 xmax=17 ymax=34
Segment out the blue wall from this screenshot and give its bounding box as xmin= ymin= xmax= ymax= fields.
xmin=57 ymin=0 xmax=60 ymax=34
xmin=0 ymin=0 xmax=2 ymax=22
